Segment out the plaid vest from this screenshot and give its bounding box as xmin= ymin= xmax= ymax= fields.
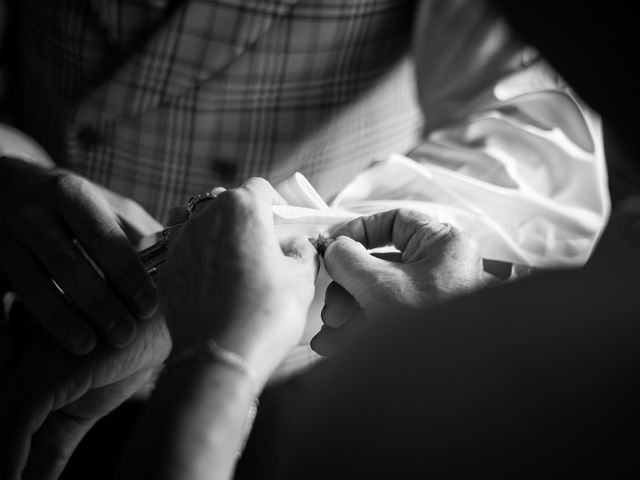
xmin=11 ymin=0 xmax=423 ymax=220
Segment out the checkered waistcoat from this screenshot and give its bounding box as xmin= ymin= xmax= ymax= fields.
xmin=11 ymin=0 xmax=423 ymax=220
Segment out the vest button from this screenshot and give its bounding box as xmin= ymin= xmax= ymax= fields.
xmin=76 ymin=126 xmax=103 ymax=150
xmin=212 ymin=160 xmax=238 ymax=182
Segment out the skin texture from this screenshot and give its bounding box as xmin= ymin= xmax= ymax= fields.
xmin=159 ymin=178 xmax=318 ymax=382
xmin=0 ymin=177 xmax=317 ymax=480
xmin=0 ymin=156 xmax=160 ymax=355
xmin=312 ymin=209 xmax=484 ymax=356
xmin=117 ymin=178 xmax=318 ymax=480
xmin=0 ymin=301 xmax=171 ymax=480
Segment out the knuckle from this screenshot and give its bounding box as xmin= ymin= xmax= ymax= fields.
xmin=444 ymin=223 xmax=477 ymax=250
xmin=438 ymin=222 xmax=455 ymax=238
xmin=50 ymin=172 xmax=83 ymax=195
xmin=220 ymin=189 xmax=251 ymax=210
xmin=242 ymin=177 xmax=277 ymax=204
xmin=332 ymin=236 xmax=351 ymax=248
xmin=398 ymin=208 xmax=431 ymax=226
xmin=50 ymin=173 xmax=95 ymax=209
xmin=416 ymin=221 xmax=452 ymax=243
xmin=245 ymin=176 xmax=268 ymax=187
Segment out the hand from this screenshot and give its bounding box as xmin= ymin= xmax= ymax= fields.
xmin=0 ymin=157 xmax=160 ymax=355
xmin=311 ymin=209 xmax=483 ymax=356
xmin=158 ymin=178 xmax=318 ymax=383
xmin=0 ymin=301 xmax=171 ymax=480
xmin=94 ymin=184 xmax=163 ymax=245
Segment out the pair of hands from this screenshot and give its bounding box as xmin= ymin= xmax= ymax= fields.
xmin=0 ymin=159 xmax=483 ymax=480
xmin=312 ymin=208 xmax=483 ymax=355
xmin=161 ymin=179 xmax=484 ymax=367
xmin=0 ymin=157 xmax=169 ymax=480
xmin=0 ymin=156 xmax=160 ymax=355
xmin=0 ymin=170 xmax=318 ymax=479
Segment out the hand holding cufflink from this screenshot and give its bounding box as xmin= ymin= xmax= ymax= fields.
xmin=138 ymin=187 xmax=228 ymax=275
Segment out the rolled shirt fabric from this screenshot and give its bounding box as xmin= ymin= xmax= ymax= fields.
xmin=270 ymin=68 xmax=608 ymax=378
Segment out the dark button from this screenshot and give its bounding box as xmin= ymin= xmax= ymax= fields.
xmin=77 ymin=126 xmax=103 ymax=151
xmin=212 ymin=160 xmax=239 ymax=182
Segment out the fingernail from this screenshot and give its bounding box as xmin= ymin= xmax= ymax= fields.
xmin=135 ymin=289 xmax=158 ymax=318
xmin=107 ymin=317 xmax=137 ymax=347
xmin=68 ymin=326 xmax=96 ymax=355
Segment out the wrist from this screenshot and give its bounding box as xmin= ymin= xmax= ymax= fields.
xmin=214 ymin=303 xmax=308 ymax=382
xmin=162 ymin=354 xmax=258 ymax=396
xmin=167 ymin=338 xmax=258 ymax=383
xmin=145 ymin=357 xmax=260 ymax=476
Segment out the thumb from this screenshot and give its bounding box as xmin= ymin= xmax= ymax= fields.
xmin=323 ymin=236 xmax=385 ymax=308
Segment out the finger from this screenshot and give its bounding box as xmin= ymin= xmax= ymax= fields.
xmin=239 ymin=177 xmax=287 ymax=210
xmin=55 ymin=175 xmax=158 ymax=319
xmin=16 ymin=208 xmax=138 ymax=348
xmin=207 ymin=181 xmax=284 ymax=255
xmin=116 ymin=200 xmax=163 ymax=244
xmin=310 ymin=308 xmax=366 ymax=357
xmin=323 ymin=235 xmax=385 ymax=292
xmin=22 ymin=369 xmax=153 ymax=480
xmin=0 ymin=242 xmax=97 ymax=355
xmin=310 ymin=325 xmax=346 ymax=357
xmin=210 ymin=186 xmax=228 ymax=197
xmin=322 ymin=281 xmax=360 ymax=328
xmin=402 ymin=222 xmax=473 ymax=265
xmin=93 ymin=183 xmax=162 ymax=242
xmin=166 ymin=206 xmax=189 ymax=226
xmin=333 ymin=209 xmax=442 ymax=252
xmin=232 ymin=177 xmax=286 ymax=233
xmin=21 ymin=411 xmax=96 ymax=480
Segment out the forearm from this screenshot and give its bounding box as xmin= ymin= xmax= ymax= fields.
xmin=118 ymin=360 xmax=259 ymax=480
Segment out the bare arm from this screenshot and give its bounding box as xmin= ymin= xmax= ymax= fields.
xmin=121 ymin=361 xmax=258 ymax=480
xmin=117 ymin=178 xmax=318 ymax=480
